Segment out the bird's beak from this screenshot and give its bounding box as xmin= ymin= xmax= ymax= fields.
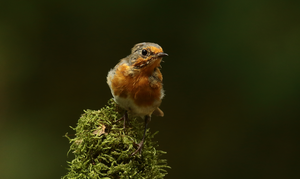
xmin=156 ymin=52 xmax=168 ymax=57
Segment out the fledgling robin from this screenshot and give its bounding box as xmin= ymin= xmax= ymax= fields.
xmin=107 ymin=42 xmax=168 ymax=155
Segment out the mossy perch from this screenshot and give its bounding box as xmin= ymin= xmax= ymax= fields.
xmin=62 ymin=99 xmax=169 ymax=179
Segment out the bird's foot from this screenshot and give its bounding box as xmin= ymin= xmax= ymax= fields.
xmin=115 ymin=112 xmax=129 ymax=129
xmin=131 ymin=140 xmax=144 ymax=156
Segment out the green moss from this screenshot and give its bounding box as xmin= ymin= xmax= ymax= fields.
xmin=62 ymin=99 xmax=169 ymax=179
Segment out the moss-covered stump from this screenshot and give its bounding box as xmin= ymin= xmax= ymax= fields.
xmin=62 ymin=99 xmax=169 ymax=179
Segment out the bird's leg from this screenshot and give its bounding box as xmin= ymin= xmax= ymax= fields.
xmin=131 ymin=115 xmax=151 ymax=156
xmin=123 ymin=111 xmax=129 ymax=129
xmin=115 ymin=111 xmax=129 ymax=129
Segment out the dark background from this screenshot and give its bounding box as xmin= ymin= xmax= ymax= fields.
xmin=1 ymin=1 xmax=300 ymax=178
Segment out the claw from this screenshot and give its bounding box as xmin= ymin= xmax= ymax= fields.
xmin=131 ymin=141 xmax=144 ymax=156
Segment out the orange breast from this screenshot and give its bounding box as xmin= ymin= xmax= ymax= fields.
xmin=111 ymin=64 xmax=162 ymax=107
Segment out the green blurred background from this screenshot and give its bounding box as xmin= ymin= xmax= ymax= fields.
xmin=1 ymin=0 xmax=300 ymax=178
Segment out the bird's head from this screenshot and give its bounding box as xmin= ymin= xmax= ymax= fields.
xmin=128 ymin=42 xmax=168 ymax=71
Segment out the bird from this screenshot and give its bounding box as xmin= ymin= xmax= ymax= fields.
xmin=107 ymin=42 xmax=168 ymax=155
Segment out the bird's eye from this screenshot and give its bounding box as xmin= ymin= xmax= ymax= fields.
xmin=142 ymin=49 xmax=148 ymax=56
